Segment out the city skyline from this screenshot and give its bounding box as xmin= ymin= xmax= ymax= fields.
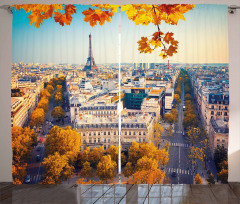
xmin=12 ymin=4 xmax=228 ymax=64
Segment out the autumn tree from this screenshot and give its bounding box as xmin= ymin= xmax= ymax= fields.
xmin=166 ymin=125 xmax=173 ymax=138
xmin=186 ymin=127 xmax=200 ymax=146
xmin=174 ymin=94 xmax=181 ymax=105
xmin=150 ymin=123 xmax=164 ymax=147
xmin=80 ymin=161 xmax=93 ymax=181
xmin=37 ymin=97 xmax=49 ymax=112
xmin=96 ymin=155 xmax=117 ymax=183
xmin=207 ymin=173 xmax=215 ymax=184
xmin=46 ymin=84 xmax=54 ymax=94
xmin=123 ymin=162 xmax=134 ymax=178
xmin=41 ymin=152 xmax=74 ymax=184
xmin=214 ymin=146 xmax=228 ymax=172
xmin=217 ymin=160 xmax=228 ymax=184
xmin=29 ymin=108 xmax=45 ymax=128
xmin=16 ymin=4 xmax=194 ymax=59
xmin=164 ymin=113 xmax=175 ymax=124
xmin=106 ymin=145 xmax=126 ymax=165
xmin=45 ymin=126 xmax=81 ymax=163
xmin=194 ymin=173 xmax=202 ymax=184
xmin=40 ymin=89 xmax=51 ymax=100
xmin=12 ymin=126 xmax=37 ymax=184
xmin=51 ymin=106 xmax=65 ymax=120
xmin=88 ymin=146 xmax=105 ymax=168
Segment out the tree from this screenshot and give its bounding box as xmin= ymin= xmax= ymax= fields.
xmin=40 ymin=89 xmax=51 ymax=100
xmin=214 ymin=147 xmax=228 ymax=172
xmin=80 ymin=161 xmax=93 ymax=181
xmin=217 ymin=160 xmax=228 ymax=184
xmin=194 ymin=173 xmax=202 ymax=184
xmin=37 ymin=97 xmax=49 ymax=112
xmin=106 ymin=145 xmax=126 ymax=165
xmin=12 ymin=126 xmax=37 ymax=184
xmin=164 ymin=113 xmax=173 ymax=124
xmin=186 ymin=127 xmax=200 ymax=146
xmin=150 ymin=123 xmax=164 ymax=147
xmin=16 ymin=4 xmax=195 ymax=59
xmin=123 ymin=162 xmax=134 ymax=178
xmin=188 ymin=146 xmax=204 ymax=167
xmin=96 ymin=155 xmax=117 ymax=183
xmin=41 ymin=152 xmax=73 ymax=184
xmin=54 ymin=92 xmax=63 ymax=106
xmin=166 ymin=125 xmax=173 ymax=138
xmin=51 ymin=106 xmax=65 ymax=120
xmin=174 ymin=94 xmax=181 ymax=105
xmin=46 ymin=84 xmax=54 ymax=94
xmin=45 ymin=126 xmax=81 ymax=163
xmin=130 ymin=169 xmax=166 ymax=184
xmin=88 ymin=146 xmax=105 ymax=168
xmin=207 ymin=173 xmax=215 ymax=184
xmin=29 ymin=108 xmax=45 ymax=128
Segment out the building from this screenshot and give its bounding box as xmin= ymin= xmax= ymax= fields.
xmin=165 ymin=88 xmax=174 ymax=110
xmin=123 ymin=87 xmax=150 ymax=110
xmin=209 ymin=117 xmax=229 ymax=156
xmin=75 ymin=112 xmax=155 ymax=150
xmin=11 ymin=97 xmax=28 ymax=127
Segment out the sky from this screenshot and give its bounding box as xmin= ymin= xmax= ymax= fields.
xmin=12 ymin=4 xmax=229 ymax=64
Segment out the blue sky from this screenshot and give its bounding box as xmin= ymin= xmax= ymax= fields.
xmin=12 ymin=4 xmax=228 ymax=64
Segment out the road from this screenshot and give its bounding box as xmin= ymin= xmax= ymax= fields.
xmin=163 ymin=77 xmax=193 ymax=184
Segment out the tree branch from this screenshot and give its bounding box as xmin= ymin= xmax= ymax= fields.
xmin=152 ymin=5 xmax=166 ymax=50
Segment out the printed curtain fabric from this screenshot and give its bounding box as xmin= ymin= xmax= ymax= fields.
xmin=11 ymin=4 xmax=229 ymax=185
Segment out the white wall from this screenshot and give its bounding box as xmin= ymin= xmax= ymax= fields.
xmin=0 ymin=0 xmax=239 ymax=182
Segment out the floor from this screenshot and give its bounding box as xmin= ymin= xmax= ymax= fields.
xmin=1 ymin=183 xmax=240 ymax=204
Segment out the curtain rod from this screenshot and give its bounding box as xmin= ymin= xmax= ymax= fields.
xmin=0 ymin=5 xmax=240 ymax=15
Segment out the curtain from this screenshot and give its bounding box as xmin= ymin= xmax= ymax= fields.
xmin=11 ymin=4 xmax=229 ymax=185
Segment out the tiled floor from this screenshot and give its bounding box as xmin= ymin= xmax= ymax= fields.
xmin=1 ymin=183 xmax=240 ymax=203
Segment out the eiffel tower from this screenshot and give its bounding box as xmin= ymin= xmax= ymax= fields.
xmin=84 ymin=34 xmax=98 ymax=71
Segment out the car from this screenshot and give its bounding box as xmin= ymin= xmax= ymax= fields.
xmin=36 ymin=155 xmax=41 ymax=161
xmin=24 ymin=175 xmax=31 ymax=184
xmin=36 ymin=146 xmax=41 ymax=151
xmin=171 ymin=172 xmax=177 ymax=177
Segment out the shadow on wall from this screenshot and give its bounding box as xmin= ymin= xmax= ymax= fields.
xmin=228 ymin=149 xmax=240 ymax=182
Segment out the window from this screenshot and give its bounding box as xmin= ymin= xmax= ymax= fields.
xmin=104 ymin=145 xmax=106 ymax=150
xmin=133 ymin=132 xmax=135 ymax=135
xmin=143 ymin=138 xmax=145 ymax=142
xmin=94 ymin=138 xmax=96 ymax=143
xmin=217 ymin=143 xmax=219 ymax=147
xmin=89 ymin=132 xmax=91 ymax=136
xmin=104 ymin=132 xmax=106 ymax=135
xmin=222 ymin=144 xmax=224 ymax=148
xmin=104 ymin=138 xmax=106 ymax=142
xmin=108 ymin=138 xmax=110 ymax=143
xmin=98 ymin=132 xmax=100 ymax=136
xmin=211 ymin=111 xmax=214 ymax=115
xmin=98 ymin=138 xmax=100 ymax=143
xmin=83 ymin=133 xmax=85 ymax=136
xmin=139 ymin=132 xmax=141 ymax=135
xmin=224 ymin=112 xmax=227 ymax=116
xmin=89 ymin=139 xmax=92 ymax=143
xmin=125 ymin=131 xmax=127 ymax=135
xmin=129 ymin=131 xmax=131 ymax=135
xmin=217 ymin=137 xmax=220 ymax=141
xmin=139 ymin=138 xmax=141 ymax=142
xmin=114 ymin=131 xmax=116 ymax=135
xmin=143 ymin=132 xmax=146 ymax=135
xmin=108 ymin=132 xmax=110 ymax=135
xmin=222 ymin=138 xmax=225 ymax=142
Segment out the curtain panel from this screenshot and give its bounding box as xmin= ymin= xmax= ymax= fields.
xmin=11 ymin=4 xmax=229 ymax=185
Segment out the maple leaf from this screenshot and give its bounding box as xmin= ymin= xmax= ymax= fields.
xmin=28 ymin=11 xmax=44 ymax=28
xmin=137 ymin=37 xmax=153 ymax=53
xmin=54 ymin=12 xmax=65 ymax=26
xmin=82 ymin=5 xmax=117 ymax=27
